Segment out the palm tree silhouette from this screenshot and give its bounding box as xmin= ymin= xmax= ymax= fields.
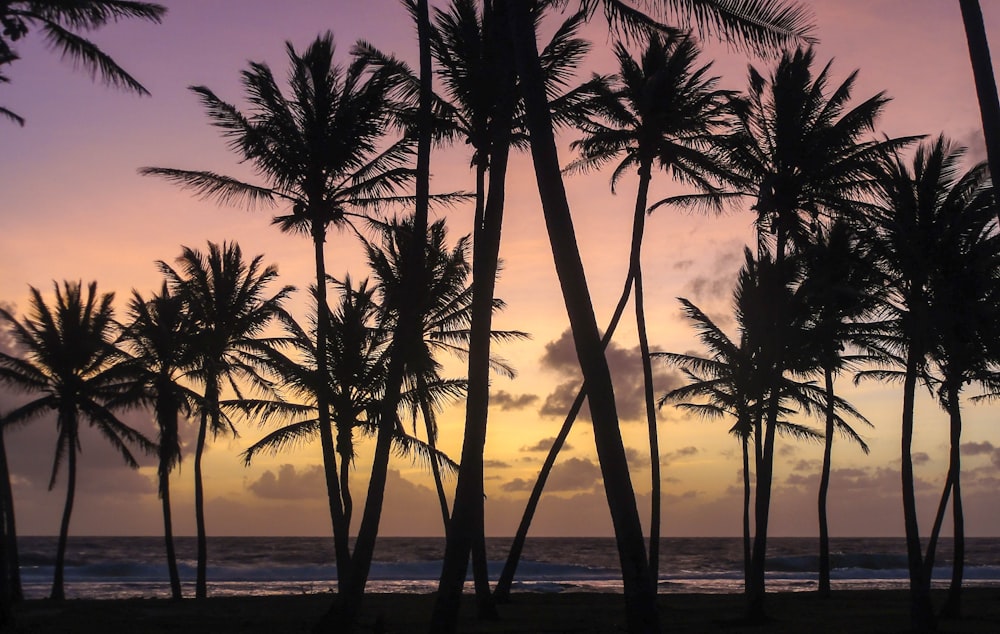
xmin=862 ymin=136 xmax=992 ymax=631
xmin=796 ymin=220 xmax=876 ymax=596
xmin=116 ymin=283 xmax=200 ymax=601
xmin=565 ymin=31 xmax=732 ymax=584
xmin=959 ymin=0 xmax=1000 ymax=198
xmin=140 ymin=32 xmax=413 ymax=595
xmin=158 ymin=242 xmax=292 ymax=599
xmin=0 ymin=281 xmax=155 ymax=600
xmin=0 ymin=0 xmax=166 ymax=124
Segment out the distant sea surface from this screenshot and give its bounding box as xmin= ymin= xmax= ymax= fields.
xmin=17 ymin=536 xmax=1000 ymax=600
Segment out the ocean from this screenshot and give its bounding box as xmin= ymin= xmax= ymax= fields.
xmin=17 ymin=536 xmax=1000 ymax=600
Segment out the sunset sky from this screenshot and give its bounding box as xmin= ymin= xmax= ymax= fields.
xmin=2 ymin=0 xmax=1000 ymax=540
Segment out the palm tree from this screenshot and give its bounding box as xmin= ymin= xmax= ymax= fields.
xmin=862 ymin=136 xmax=991 ymax=631
xmin=0 ymin=281 xmax=154 ymax=600
xmin=0 ymin=410 xmax=22 ymax=625
xmin=796 ymin=220 xmax=877 ymax=596
xmin=496 ymin=2 xmax=814 ymax=630
xmin=140 ymin=32 xmax=415 ymax=595
xmin=238 ymin=277 xmax=461 ymax=569
xmin=116 ymin=283 xmax=200 ymax=601
xmin=0 ymin=0 xmax=166 ymax=124
xmin=159 ymin=242 xmax=292 ymax=599
xmin=565 ymin=30 xmax=732 ymax=583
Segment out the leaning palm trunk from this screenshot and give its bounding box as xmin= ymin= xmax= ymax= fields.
xmin=157 ymin=412 xmax=182 ymax=601
xmin=51 ymin=422 xmax=77 ymax=601
xmin=0 ymin=428 xmax=22 ymax=604
xmin=418 ymin=393 xmax=450 ymax=528
xmin=495 ymin=191 xmax=642 ymax=603
xmin=312 ymin=228 xmax=353 ymax=592
xmin=941 ymin=382 xmax=965 ymax=618
xmin=747 ymin=391 xmax=779 ymax=621
xmin=505 ymin=3 xmax=657 ymax=631
xmin=327 ymin=3 xmax=434 ymax=629
xmin=631 ymin=160 xmax=661 ymax=587
xmin=900 ymin=347 xmax=936 ymax=631
xmin=817 ymin=366 xmax=836 ymax=597
xmin=431 ymin=11 xmax=516 ymax=624
xmin=741 ymin=429 xmax=752 ymax=591
xmin=193 ymin=407 xmax=210 ymax=599
xmin=960 ymin=0 xmax=1000 ymax=206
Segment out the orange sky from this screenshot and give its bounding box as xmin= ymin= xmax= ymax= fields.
xmin=2 ymin=0 xmax=1000 ymax=538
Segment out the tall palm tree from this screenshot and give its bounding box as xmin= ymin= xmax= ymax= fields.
xmin=140 ymin=32 xmax=413 ymax=594
xmin=496 ymin=2 xmax=814 ymax=630
xmin=116 ymin=283 xmax=200 ymax=601
xmin=565 ymin=30 xmax=732 ymax=583
xmin=159 ymin=242 xmax=291 ymax=600
xmin=796 ymin=220 xmax=876 ymax=596
xmin=0 ymin=281 xmax=154 ymax=600
xmin=862 ymin=136 xmax=991 ymax=631
xmin=0 ymin=0 xmax=166 ymax=124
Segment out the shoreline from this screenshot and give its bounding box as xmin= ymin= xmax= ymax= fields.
xmin=8 ymin=588 xmax=1000 ymax=633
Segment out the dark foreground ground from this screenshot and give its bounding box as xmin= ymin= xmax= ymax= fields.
xmin=7 ymin=588 xmax=1000 ymax=633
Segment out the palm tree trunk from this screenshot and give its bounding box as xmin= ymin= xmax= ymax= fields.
xmin=193 ymin=409 xmax=209 ymax=600
xmin=741 ymin=430 xmax=751 ymax=592
xmin=631 ymin=163 xmax=660 ymax=588
xmin=505 ymin=4 xmax=657 ymax=632
xmin=817 ymin=366 xmax=836 ymax=597
xmin=941 ymin=382 xmax=965 ymax=619
xmin=418 ymin=391 xmax=450 ymax=529
xmin=747 ymin=393 xmax=779 ymax=622
xmin=329 ymin=3 xmax=434 ymax=629
xmin=494 ymin=231 xmax=638 ymax=603
xmin=901 ymin=348 xmax=935 ymax=632
xmin=311 ymin=227 xmax=352 ymax=592
xmin=160 ymin=464 xmax=182 ymax=601
xmin=51 ymin=430 xmax=77 ymax=601
xmin=959 ymin=0 xmax=1000 ymax=207
xmin=0 ymin=428 xmax=22 ymax=603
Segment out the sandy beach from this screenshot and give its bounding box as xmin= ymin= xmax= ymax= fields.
xmin=7 ymin=589 xmax=1000 ymax=633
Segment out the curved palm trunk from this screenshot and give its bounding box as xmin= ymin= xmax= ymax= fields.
xmin=193 ymin=408 xmax=209 ymax=599
xmin=747 ymin=392 xmax=779 ymax=622
xmin=51 ymin=427 xmax=77 ymax=601
xmin=311 ymin=227 xmax=352 ymax=593
xmin=941 ymin=382 xmax=965 ymax=619
xmin=631 ymin=163 xmax=661 ymax=587
xmin=960 ymin=0 xmax=1000 ymax=208
xmin=900 ymin=348 xmax=935 ymax=632
xmin=817 ymin=366 xmax=836 ymax=597
xmin=418 ymin=393 xmax=450 ymax=528
xmin=329 ymin=3 xmax=434 ymax=629
xmin=494 ymin=229 xmax=640 ymax=603
xmin=160 ymin=464 xmax=181 ymax=601
xmin=741 ymin=430 xmax=751 ymax=591
xmin=506 ymin=4 xmax=657 ymax=631
xmin=0 ymin=428 xmax=22 ymax=604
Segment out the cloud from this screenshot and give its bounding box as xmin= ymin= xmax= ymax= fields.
xmin=520 ymin=437 xmax=571 ymax=453
xmin=247 ymin=464 xmax=326 ymax=500
xmin=662 ymin=446 xmax=699 ymax=466
xmin=961 ymin=441 xmax=995 ymax=456
xmin=912 ymin=452 xmax=931 ymax=466
xmin=624 ymin=446 xmax=650 ymax=468
xmin=537 ymin=330 xmax=684 ymax=422
xmin=501 ymin=457 xmax=602 ymax=494
xmin=490 ymin=390 xmax=539 ymax=411
xmin=484 ymin=459 xmax=511 ymax=469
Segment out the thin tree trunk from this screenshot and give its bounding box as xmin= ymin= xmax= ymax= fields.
xmin=494 ymin=240 xmax=639 ymax=603
xmin=506 ymin=4 xmax=657 ymax=631
xmin=630 ymin=164 xmax=660 ymax=588
xmin=51 ymin=430 xmax=76 ymax=602
xmin=418 ymin=394 xmax=450 ymax=529
xmin=746 ymin=393 xmax=779 ymax=622
xmin=942 ymin=383 xmax=965 ymax=619
xmin=817 ymin=366 xmax=836 ymax=597
xmin=193 ymin=409 xmax=209 ymax=600
xmin=312 ymin=229 xmax=352 ymax=593
xmin=901 ymin=348 xmax=935 ymax=632
xmin=740 ymin=429 xmax=751 ymax=592
xmin=328 ymin=3 xmax=433 ymax=629
xmin=160 ymin=465 xmax=182 ymax=601
xmin=0 ymin=428 xmax=22 ymax=603
xmin=960 ymin=0 xmax=1000 ymax=208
